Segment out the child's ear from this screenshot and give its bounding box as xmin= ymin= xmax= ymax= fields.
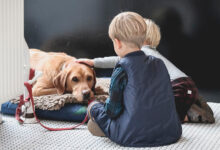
xmin=114 ymin=38 xmax=122 ymax=49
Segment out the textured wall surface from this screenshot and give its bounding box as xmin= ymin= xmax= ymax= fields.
xmin=0 ymin=0 xmax=29 ymax=105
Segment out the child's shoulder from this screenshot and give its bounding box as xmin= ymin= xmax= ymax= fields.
xmin=147 ymin=54 xmax=162 ymax=62
xmin=147 ymin=55 xmax=167 ymax=68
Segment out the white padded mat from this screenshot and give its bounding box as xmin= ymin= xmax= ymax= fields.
xmin=0 ymin=102 xmax=220 ymax=150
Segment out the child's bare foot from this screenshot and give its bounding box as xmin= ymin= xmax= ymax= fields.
xmin=184 ymin=115 xmax=189 ymax=122
xmin=0 ymin=114 xmax=2 ymax=124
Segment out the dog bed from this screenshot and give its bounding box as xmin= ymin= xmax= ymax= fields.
xmin=1 ymin=102 xmax=87 ymax=122
xmin=0 ymin=78 xmax=110 ymax=122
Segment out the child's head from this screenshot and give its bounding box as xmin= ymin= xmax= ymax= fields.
xmin=144 ymin=18 xmax=161 ymax=48
xmin=108 ymin=11 xmax=146 ymax=56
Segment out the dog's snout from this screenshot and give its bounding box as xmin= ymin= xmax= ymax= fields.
xmin=82 ymin=90 xmax=90 ymax=100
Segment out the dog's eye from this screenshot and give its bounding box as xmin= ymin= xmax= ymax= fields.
xmin=72 ymin=77 xmax=79 ymax=82
xmin=87 ymin=76 xmax=92 ymax=81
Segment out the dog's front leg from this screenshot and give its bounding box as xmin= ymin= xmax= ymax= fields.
xmin=32 ymin=80 xmax=58 ymax=96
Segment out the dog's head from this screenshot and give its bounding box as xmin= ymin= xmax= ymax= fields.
xmin=53 ymin=61 xmax=96 ymax=102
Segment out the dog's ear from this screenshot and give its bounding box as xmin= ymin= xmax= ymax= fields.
xmin=92 ymin=68 xmax=96 ymax=93
xmin=53 ymin=70 xmax=69 ymax=94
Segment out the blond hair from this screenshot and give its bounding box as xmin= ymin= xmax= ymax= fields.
xmin=108 ymin=11 xmax=147 ymax=49
xmin=144 ymin=18 xmax=161 ymax=48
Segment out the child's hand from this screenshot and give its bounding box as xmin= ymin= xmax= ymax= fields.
xmin=75 ymin=58 xmax=94 ymax=67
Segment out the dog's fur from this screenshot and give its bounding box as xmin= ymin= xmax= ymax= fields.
xmin=30 ymin=49 xmax=96 ymax=102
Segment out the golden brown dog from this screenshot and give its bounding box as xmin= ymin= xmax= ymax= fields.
xmin=30 ymin=49 xmax=96 ymax=102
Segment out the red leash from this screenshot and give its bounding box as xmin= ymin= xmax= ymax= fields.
xmin=15 ymin=68 xmax=35 ymax=124
xmin=16 ymin=69 xmax=93 ymax=131
xmin=15 ymin=95 xmax=24 ymax=123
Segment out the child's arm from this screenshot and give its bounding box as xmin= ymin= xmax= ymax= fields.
xmin=76 ymin=56 xmax=120 ymax=68
xmin=93 ymin=56 xmax=120 ymax=68
xmin=104 ymin=66 xmax=127 ymax=118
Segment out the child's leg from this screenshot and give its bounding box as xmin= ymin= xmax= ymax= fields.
xmin=172 ymin=77 xmax=215 ymax=123
xmin=87 ymin=119 xmax=106 ymax=137
xmin=87 ymin=101 xmax=108 ymax=137
xmin=172 ymin=77 xmax=198 ymax=122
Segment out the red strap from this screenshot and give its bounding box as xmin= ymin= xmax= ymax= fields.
xmin=15 ymin=95 xmax=25 ymax=123
xmin=25 ymin=82 xmax=93 ymax=131
xmin=29 ymin=68 xmax=35 ymax=80
xmin=15 ymin=68 xmax=93 ymax=131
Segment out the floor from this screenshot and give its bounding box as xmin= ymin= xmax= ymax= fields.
xmin=199 ymin=89 xmax=220 ymax=103
xmin=1 ymin=102 xmax=220 ymax=150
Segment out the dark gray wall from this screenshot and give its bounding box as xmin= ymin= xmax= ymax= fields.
xmin=24 ymin=0 xmax=220 ymax=89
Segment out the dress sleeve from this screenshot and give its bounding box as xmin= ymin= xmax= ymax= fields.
xmin=104 ymin=66 xmax=127 ymax=118
xmin=93 ymin=56 xmax=120 ymax=68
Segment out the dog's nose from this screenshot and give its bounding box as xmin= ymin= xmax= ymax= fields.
xmin=82 ymin=90 xmax=90 ymax=100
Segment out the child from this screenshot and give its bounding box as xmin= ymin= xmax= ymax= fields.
xmin=78 ymin=19 xmax=215 ymax=123
xmin=86 ymin=12 xmax=182 ymax=147
xmin=142 ymin=19 xmax=214 ymax=123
